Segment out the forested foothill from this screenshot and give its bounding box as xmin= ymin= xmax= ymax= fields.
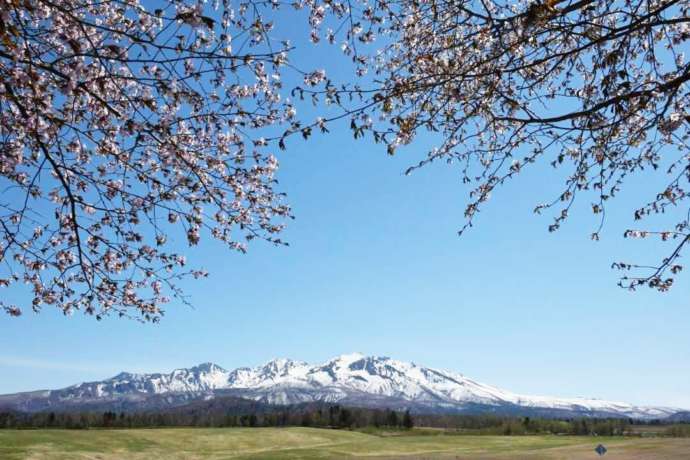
xmin=1 ymin=403 xmax=689 ymax=438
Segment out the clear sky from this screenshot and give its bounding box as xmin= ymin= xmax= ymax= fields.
xmin=1 ymin=5 xmax=689 ymax=409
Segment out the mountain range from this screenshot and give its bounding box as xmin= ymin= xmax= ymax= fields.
xmin=0 ymin=353 xmax=684 ymax=420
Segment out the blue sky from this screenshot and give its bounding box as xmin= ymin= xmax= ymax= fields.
xmin=1 ymin=5 xmax=689 ymax=409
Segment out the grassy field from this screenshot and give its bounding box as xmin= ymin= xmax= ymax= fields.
xmin=1 ymin=427 xmax=689 ymax=459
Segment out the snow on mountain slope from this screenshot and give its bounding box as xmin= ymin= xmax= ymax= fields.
xmin=57 ymin=362 xmax=230 ymax=399
xmin=0 ymin=353 xmax=681 ymax=419
xmin=218 ymin=353 xmax=677 ymax=419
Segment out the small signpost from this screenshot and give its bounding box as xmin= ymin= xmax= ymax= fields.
xmin=595 ymin=444 xmax=607 ymax=456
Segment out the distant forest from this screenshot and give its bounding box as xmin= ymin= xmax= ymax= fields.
xmin=2 ymin=403 xmax=689 ymax=437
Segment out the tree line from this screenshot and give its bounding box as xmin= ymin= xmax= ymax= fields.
xmin=0 ymin=406 xmax=414 ymax=431
xmin=2 ymin=405 xmax=687 ymax=437
xmin=412 ymin=414 xmax=632 ymax=436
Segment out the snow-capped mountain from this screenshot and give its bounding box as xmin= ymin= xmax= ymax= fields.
xmin=0 ymin=353 xmax=682 ymax=419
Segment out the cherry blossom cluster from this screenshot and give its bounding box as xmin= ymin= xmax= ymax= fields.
xmin=305 ymin=0 xmax=690 ymax=291
xmin=0 ymin=0 xmax=320 ymax=319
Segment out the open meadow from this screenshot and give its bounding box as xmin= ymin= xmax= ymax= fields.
xmin=1 ymin=427 xmax=689 ymax=459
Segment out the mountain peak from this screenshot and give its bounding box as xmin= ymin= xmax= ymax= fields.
xmin=256 ymin=358 xmax=309 ymax=381
xmin=337 ymin=352 xmax=366 ymax=360
xmin=112 ymin=371 xmax=134 ymax=379
xmin=190 ymin=362 xmax=226 ymax=373
xmin=328 ymin=352 xmax=368 ymax=365
xmin=262 ymin=357 xmax=295 ymax=366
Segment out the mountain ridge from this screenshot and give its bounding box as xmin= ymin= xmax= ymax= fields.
xmin=0 ymin=353 xmax=683 ymax=420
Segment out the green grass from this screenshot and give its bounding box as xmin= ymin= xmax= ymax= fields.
xmin=1 ymin=427 xmax=689 ymax=459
